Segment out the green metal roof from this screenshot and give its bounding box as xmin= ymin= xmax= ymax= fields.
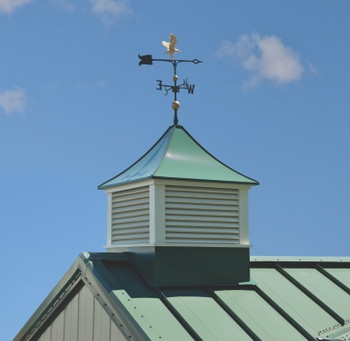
xmin=15 ymin=253 xmax=350 ymax=341
xmin=98 ymin=125 xmax=258 ymax=189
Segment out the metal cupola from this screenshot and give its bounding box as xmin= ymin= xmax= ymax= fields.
xmin=98 ymin=124 xmax=258 ymax=285
xmin=98 ymin=34 xmax=259 ymax=286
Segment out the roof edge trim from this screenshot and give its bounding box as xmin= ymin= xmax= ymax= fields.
xmin=151 ymin=175 xmax=256 ymax=185
xmin=251 ymin=256 xmax=350 ymax=262
xmin=14 ymin=260 xmax=82 ymax=341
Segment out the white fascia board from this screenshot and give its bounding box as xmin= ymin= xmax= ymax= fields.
xmin=105 ymin=244 xmax=155 ymax=252
xmin=105 ymin=243 xmax=252 ymax=250
xmin=153 ymin=178 xmax=252 ymax=190
xmin=104 ymin=179 xmax=252 ymax=193
xmin=103 ymin=179 xmax=154 ymax=194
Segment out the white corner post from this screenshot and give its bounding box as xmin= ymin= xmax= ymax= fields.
xmin=239 ymin=187 xmax=250 ymax=245
xmin=149 ymin=182 xmax=166 ymax=245
xmin=106 ymin=192 xmax=112 ymax=247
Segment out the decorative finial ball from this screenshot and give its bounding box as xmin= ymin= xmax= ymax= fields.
xmin=172 ymin=101 xmax=180 ymax=110
xmin=173 ymin=75 xmax=178 ymax=81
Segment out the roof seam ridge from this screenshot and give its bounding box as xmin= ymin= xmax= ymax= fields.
xmin=275 ymin=264 xmax=346 ymax=326
xmin=152 ymin=125 xmax=176 ymax=177
xmin=254 ymin=286 xmax=316 ymax=340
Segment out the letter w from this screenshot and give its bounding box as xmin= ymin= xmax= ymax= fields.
xmin=188 ymin=84 xmax=195 ymax=94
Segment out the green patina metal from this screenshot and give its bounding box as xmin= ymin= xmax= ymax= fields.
xmin=153 ymin=127 xmax=258 ymax=184
xmin=15 ymin=253 xmax=350 ymax=341
xmin=129 ymin=246 xmax=250 ymax=287
xmin=98 ymin=125 xmax=258 ymax=189
xmin=251 ymin=268 xmax=340 ymax=337
xmin=215 ymin=289 xmax=307 ymax=341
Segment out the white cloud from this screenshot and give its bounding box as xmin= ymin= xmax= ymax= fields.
xmin=0 ymin=88 xmax=27 ymax=115
xmin=217 ymin=34 xmax=304 ymax=87
xmin=0 ymin=0 xmax=32 ymax=14
xmin=89 ymin=0 xmax=132 ymax=24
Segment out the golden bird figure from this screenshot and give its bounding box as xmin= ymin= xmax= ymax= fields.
xmin=162 ymin=33 xmax=181 ymax=59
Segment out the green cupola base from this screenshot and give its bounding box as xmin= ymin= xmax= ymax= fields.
xmin=126 ymin=246 xmax=250 ymax=286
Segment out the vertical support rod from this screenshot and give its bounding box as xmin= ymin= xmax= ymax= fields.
xmin=173 ymin=61 xmax=178 ymax=125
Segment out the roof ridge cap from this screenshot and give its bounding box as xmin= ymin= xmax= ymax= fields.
xmin=151 ymin=125 xmax=176 ymax=178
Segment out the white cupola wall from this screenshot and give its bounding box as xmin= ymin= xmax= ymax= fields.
xmin=99 ymin=125 xmax=258 ymax=252
xmin=104 ymin=179 xmax=251 ymax=251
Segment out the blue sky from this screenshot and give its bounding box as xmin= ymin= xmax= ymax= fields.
xmin=2 ymin=0 xmax=350 ymax=339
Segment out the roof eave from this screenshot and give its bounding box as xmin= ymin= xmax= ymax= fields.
xmin=152 ymin=175 xmax=258 ymax=186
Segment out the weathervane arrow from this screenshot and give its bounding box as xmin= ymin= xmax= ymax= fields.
xmin=138 ymin=54 xmax=153 ymax=66
xmin=138 ymin=33 xmax=202 ymax=125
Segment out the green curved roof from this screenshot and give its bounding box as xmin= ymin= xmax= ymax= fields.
xmin=98 ymin=125 xmax=258 ymax=189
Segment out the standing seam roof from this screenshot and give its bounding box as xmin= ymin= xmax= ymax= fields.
xmin=15 ymin=253 xmax=350 ymax=341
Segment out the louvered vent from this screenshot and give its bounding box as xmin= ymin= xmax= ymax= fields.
xmin=165 ymin=185 xmax=240 ymax=244
xmin=111 ymin=186 xmax=150 ymax=244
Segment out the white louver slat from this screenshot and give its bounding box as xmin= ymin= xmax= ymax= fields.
xmin=111 ymin=186 xmax=149 ymax=244
xmin=165 ymin=185 xmax=240 ymax=244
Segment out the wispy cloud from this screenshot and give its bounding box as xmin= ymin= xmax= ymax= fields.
xmin=0 ymin=0 xmax=32 ymax=14
xmin=89 ymin=0 xmax=132 ymax=25
xmin=307 ymin=61 xmax=318 ymax=75
xmin=217 ymin=34 xmax=305 ymax=87
xmin=51 ymin=0 xmax=75 ymax=12
xmin=0 ymin=88 xmax=27 ymax=115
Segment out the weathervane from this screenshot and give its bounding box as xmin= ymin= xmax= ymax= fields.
xmin=138 ymin=33 xmax=202 ymax=125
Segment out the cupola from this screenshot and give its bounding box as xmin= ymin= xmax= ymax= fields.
xmin=99 ymin=124 xmax=258 ymax=286
xmin=99 ymin=33 xmax=258 ymax=286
